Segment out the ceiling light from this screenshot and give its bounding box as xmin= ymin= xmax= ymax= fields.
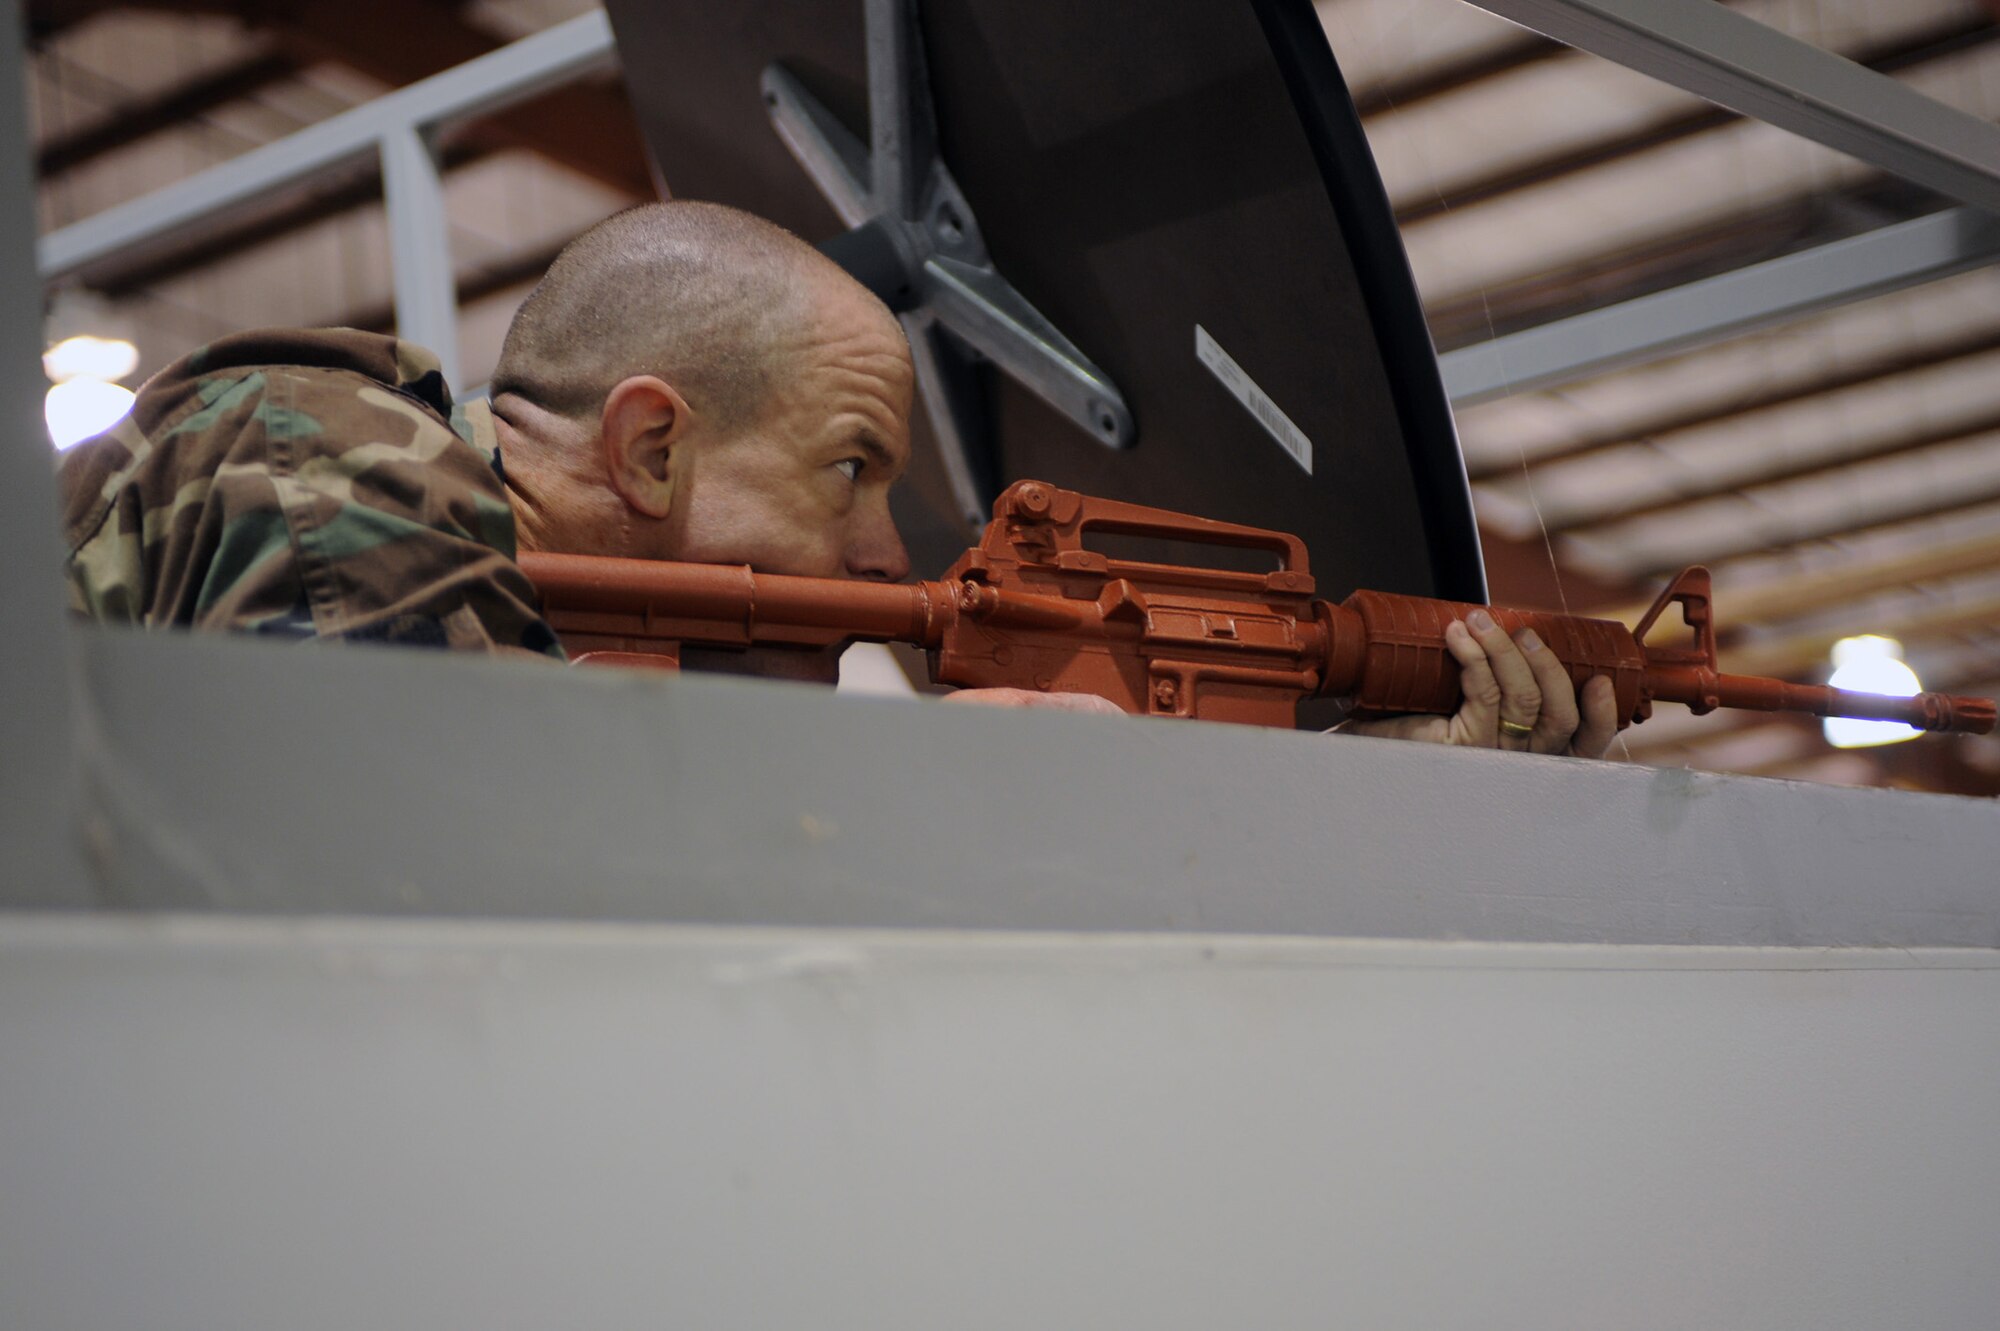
xmin=43 ymin=334 xmax=139 ymax=385
xmin=45 ymin=378 xmax=136 ymax=451
xmin=1824 ymin=635 xmax=1921 ymax=749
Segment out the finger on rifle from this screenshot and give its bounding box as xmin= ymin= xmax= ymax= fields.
xmin=1517 ymin=628 xmax=1580 ymax=755
xmin=1443 ymin=617 xmax=1501 ymax=746
xmin=942 ymin=687 xmax=1125 ymax=715
xmin=1571 ymin=675 xmax=1620 ymax=759
xmin=1468 ymin=609 xmax=1541 ymax=747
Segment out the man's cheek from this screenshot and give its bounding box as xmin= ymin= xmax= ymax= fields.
xmin=804 ymin=529 xmax=852 ymax=578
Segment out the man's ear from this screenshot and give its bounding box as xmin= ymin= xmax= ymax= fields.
xmin=599 ymin=375 xmax=691 ymax=520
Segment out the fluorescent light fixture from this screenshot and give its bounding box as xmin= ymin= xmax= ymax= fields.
xmin=1824 ymin=634 xmax=1921 ymax=748
xmin=46 ymin=378 xmax=136 ymax=450
xmin=43 ymin=333 xmax=138 ymax=385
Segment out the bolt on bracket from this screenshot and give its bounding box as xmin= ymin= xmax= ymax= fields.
xmin=761 ymin=0 xmax=1135 ymax=524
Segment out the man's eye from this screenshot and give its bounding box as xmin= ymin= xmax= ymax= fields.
xmin=834 ymin=457 xmax=863 ymax=482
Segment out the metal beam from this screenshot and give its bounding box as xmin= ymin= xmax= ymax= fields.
xmin=1440 ymin=206 xmax=2000 ymax=404
xmin=36 ymin=8 xmax=617 ymax=281
xmin=260 ymin=0 xmax=651 ymax=199
xmin=1423 ymin=187 xmax=1898 ymax=352
xmin=1397 ymin=16 xmax=2000 ymax=228
xmin=1458 ymin=0 xmax=2000 ymax=214
xmin=380 ymin=126 xmax=459 ymax=384
xmin=79 ymin=138 xmax=499 ymax=297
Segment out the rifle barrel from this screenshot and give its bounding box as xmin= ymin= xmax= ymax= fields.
xmin=519 ymin=553 xmax=949 ymax=648
xmin=1647 ymin=665 xmax=1996 ymax=734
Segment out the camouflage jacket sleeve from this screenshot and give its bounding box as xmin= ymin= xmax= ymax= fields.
xmin=58 ymin=328 xmax=563 ymax=659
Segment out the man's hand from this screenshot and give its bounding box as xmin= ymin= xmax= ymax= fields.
xmin=1339 ymin=608 xmax=1620 ymax=758
xmin=941 ymin=687 xmax=1126 ymax=715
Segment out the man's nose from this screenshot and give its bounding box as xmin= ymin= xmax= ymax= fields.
xmin=846 ymin=503 xmax=912 ymax=583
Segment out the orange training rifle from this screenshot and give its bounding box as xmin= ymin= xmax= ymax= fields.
xmin=517 ymin=481 xmax=1996 ymax=736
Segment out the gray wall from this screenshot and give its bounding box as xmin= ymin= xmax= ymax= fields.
xmin=0 ymin=0 xmax=89 ymax=905
xmin=5 ymin=914 xmax=1997 ymax=1331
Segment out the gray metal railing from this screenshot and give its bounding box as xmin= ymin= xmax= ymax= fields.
xmin=35 ymin=9 xmax=619 ymax=388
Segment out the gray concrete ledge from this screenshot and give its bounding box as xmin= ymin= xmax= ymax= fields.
xmin=22 ymin=624 xmax=2000 ymax=946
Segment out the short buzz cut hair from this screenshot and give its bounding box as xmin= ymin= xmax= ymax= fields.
xmin=492 ymin=200 xmax=842 ymax=428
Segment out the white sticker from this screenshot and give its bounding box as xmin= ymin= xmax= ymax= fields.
xmin=1195 ymin=324 xmax=1313 ymax=475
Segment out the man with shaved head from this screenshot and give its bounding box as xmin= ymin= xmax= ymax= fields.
xmin=489 ymin=202 xmax=916 ymax=681
xmin=497 ymin=201 xmax=815 ymax=430
xmin=59 ymin=199 xmax=1612 ymax=752
xmin=61 ymin=201 xmax=912 ymax=683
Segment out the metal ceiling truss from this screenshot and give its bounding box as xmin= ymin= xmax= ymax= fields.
xmin=1440 ymin=206 xmax=2000 ymax=404
xmin=1446 ymin=0 xmax=2000 ymax=397
xmin=1461 ymin=0 xmax=2000 ymax=213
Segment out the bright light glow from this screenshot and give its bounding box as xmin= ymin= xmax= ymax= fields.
xmin=838 ymin=641 xmax=919 ymax=697
xmin=1824 ymin=634 xmax=1921 ymax=748
xmin=42 ymin=334 xmax=138 ymax=385
xmin=45 ymin=378 xmax=136 ymax=450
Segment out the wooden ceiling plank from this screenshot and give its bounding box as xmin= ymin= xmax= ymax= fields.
xmin=1350 ymin=33 xmax=1563 ymax=117
xmin=1457 ymin=268 xmax=2000 ymax=479
xmin=1722 ymin=591 xmax=2000 ymax=680
xmin=1423 ymin=182 xmax=1930 ymax=351
xmin=1560 ymin=429 xmax=2000 ymax=581
xmin=1589 ymin=526 xmax=2000 ymax=627
xmin=1395 ymin=16 xmax=1998 ymax=227
xmin=1465 ymin=318 xmax=2000 ymax=483
xmin=1535 ymin=403 xmax=2000 ymax=537
xmin=1408 ymin=36 xmax=2000 ymax=327
xmin=37 ymin=49 xmax=302 ymax=176
xmin=25 ymin=0 xmax=120 ymax=42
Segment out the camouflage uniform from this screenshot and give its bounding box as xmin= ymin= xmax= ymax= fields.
xmin=59 ymin=327 xmax=563 ymax=659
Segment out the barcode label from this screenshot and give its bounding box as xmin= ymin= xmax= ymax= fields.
xmin=1194 ymin=324 xmax=1313 ymax=475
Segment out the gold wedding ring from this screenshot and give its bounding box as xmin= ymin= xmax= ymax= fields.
xmin=1498 ymin=718 xmax=1536 ymax=739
